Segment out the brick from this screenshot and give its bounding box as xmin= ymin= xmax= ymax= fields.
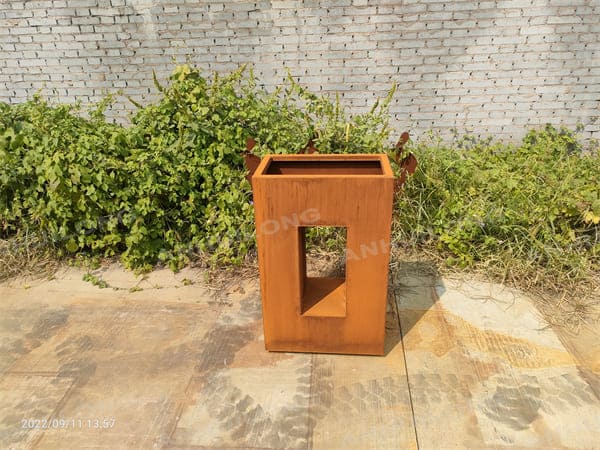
xmin=28 ymin=17 xmax=58 ymax=26
xmin=71 ymin=33 xmax=99 ymax=41
xmin=67 ymin=0 xmax=101 ymax=7
xmin=72 ymin=16 xmax=100 ymax=25
xmin=5 ymin=10 xmax=32 ymax=19
xmin=50 ymin=25 xmax=80 ymax=33
xmin=47 ymin=7 xmax=76 ymax=16
xmin=32 ymin=34 xmax=58 ymax=42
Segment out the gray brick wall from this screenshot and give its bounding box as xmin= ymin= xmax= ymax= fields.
xmin=1 ymin=0 xmax=599 ymax=141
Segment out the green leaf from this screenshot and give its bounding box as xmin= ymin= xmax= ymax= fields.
xmin=66 ymin=238 xmax=78 ymax=252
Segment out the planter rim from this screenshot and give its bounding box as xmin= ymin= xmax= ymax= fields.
xmin=254 ymin=153 xmax=395 ymax=179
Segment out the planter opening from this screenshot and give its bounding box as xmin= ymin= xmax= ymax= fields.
xmin=299 ymin=226 xmax=346 ymax=318
xmin=265 ymin=159 xmax=383 ymax=175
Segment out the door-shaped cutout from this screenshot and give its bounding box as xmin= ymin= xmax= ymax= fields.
xmin=299 ymin=226 xmax=347 ymax=318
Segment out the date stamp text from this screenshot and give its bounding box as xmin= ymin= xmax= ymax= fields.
xmin=21 ymin=418 xmax=116 ymax=430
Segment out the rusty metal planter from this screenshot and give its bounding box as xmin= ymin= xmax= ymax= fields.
xmin=252 ymin=154 xmax=395 ymax=355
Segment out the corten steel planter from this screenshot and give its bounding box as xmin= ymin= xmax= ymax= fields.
xmin=252 ymin=154 xmax=394 ymax=355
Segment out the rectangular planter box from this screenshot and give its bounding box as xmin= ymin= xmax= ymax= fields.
xmin=252 ymin=154 xmax=394 ymax=355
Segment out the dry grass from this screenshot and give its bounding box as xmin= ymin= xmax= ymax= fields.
xmin=194 ymin=251 xmax=260 ymax=302
xmin=2 ymin=229 xmax=596 ymax=332
xmin=534 ymin=286 xmax=600 ymax=333
xmin=0 ymin=231 xmax=61 ymax=283
xmin=305 ymin=248 xmax=346 ymax=278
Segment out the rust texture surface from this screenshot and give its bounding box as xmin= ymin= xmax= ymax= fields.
xmin=0 ymin=264 xmax=599 ymax=449
xmin=252 ymin=154 xmax=395 ymax=355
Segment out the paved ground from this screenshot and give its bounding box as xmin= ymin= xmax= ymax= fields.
xmin=0 ymin=263 xmax=599 ymax=449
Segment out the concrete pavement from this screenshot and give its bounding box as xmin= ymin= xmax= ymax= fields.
xmin=0 ymin=263 xmax=599 ymax=449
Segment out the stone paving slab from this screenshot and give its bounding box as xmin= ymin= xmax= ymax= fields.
xmin=307 ymin=294 xmax=417 ymax=450
xmin=395 ymin=272 xmax=600 ymax=449
xmin=0 ymin=373 xmax=75 ymax=449
xmin=0 ymin=264 xmax=598 ymax=449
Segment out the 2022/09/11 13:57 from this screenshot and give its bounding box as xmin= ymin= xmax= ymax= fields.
xmin=21 ymin=418 xmax=116 ymax=430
